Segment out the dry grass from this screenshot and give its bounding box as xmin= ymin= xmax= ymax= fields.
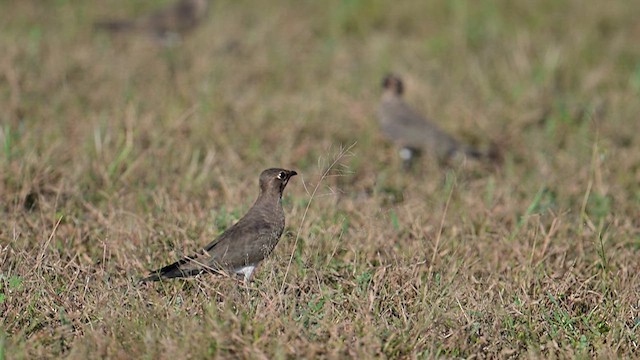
xmin=1 ymin=0 xmax=639 ymax=358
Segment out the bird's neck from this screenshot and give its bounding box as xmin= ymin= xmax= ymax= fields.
xmin=255 ymin=190 xmax=283 ymax=206
xmin=382 ymin=91 xmax=401 ymax=102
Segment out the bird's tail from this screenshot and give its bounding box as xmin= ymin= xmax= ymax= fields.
xmin=458 ymin=142 xmax=504 ymax=166
xmin=139 ymin=257 xmax=202 ymax=283
xmin=94 ymin=20 xmax=137 ymax=33
xmin=486 ymin=141 xmax=504 ymax=165
xmin=461 ymin=145 xmax=484 ymax=160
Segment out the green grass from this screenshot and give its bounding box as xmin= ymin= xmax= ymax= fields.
xmin=1 ymin=0 xmax=639 ymax=358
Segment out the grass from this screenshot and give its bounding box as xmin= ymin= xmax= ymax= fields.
xmin=1 ymin=0 xmax=639 ymax=358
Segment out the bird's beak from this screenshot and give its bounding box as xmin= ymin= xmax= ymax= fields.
xmin=279 ymin=170 xmax=297 ymax=193
xmin=283 ymin=170 xmax=297 ymax=186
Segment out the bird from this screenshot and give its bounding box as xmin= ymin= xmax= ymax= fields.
xmin=140 ymin=168 xmax=297 ymax=283
xmin=378 ymin=74 xmax=484 ymax=169
xmin=95 ymin=0 xmax=210 ymax=44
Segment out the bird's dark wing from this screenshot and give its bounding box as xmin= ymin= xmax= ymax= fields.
xmin=204 ymin=216 xmax=283 ymax=271
xmin=140 ymin=247 xmax=218 ymax=282
xmin=141 ymin=218 xmax=280 ymax=282
xmin=380 ymin=98 xmax=457 ymax=152
xmin=94 ymin=20 xmax=137 ymax=33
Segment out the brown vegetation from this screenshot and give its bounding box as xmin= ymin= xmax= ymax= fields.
xmin=1 ymin=0 xmax=639 ymax=358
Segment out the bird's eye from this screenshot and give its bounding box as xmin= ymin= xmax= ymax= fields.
xmin=277 ymin=171 xmax=286 ymax=180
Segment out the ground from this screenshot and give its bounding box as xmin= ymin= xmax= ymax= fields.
xmin=1 ymin=0 xmax=639 ymax=358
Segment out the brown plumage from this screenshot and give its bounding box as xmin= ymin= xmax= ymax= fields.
xmin=378 ymin=74 xmax=483 ymax=168
xmin=95 ymin=0 xmax=209 ymax=43
xmin=141 ymin=168 xmax=297 ymax=283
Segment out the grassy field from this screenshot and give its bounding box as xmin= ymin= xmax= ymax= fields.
xmin=1 ymin=0 xmax=639 ymax=358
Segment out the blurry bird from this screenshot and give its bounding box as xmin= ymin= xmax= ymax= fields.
xmin=140 ymin=168 xmax=297 ymax=283
xmin=95 ymin=0 xmax=209 ymax=44
xmin=378 ymin=74 xmax=484 ymax=169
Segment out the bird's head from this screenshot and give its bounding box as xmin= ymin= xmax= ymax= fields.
xmin=382 ymin=74 xmax=404 ymax=95
xmin=259 ymin=168 xmax=297 ymax=197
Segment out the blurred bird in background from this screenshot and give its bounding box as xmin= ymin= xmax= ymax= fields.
xmin=378 ymin=74 xmax=496 ymax=170
xmin=95 ymin=0 xmax=209 ymax=45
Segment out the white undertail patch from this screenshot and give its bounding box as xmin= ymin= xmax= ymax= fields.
xmin=399 ymin=148 xmax=413 ymax=161
xmin=235 ymin=265 xmax=256 ymax=282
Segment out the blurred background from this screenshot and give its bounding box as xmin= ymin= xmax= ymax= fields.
xmin=1 ymin=0 xmax=639 ymax=358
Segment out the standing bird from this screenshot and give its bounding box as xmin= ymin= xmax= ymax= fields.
xmin=140 ymin=168 xmax=297 ymax=283
xmin=378 ymin=74 xmax=484 ymax=169
xmin=95 ymin=0 xmax=210 ymax=44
